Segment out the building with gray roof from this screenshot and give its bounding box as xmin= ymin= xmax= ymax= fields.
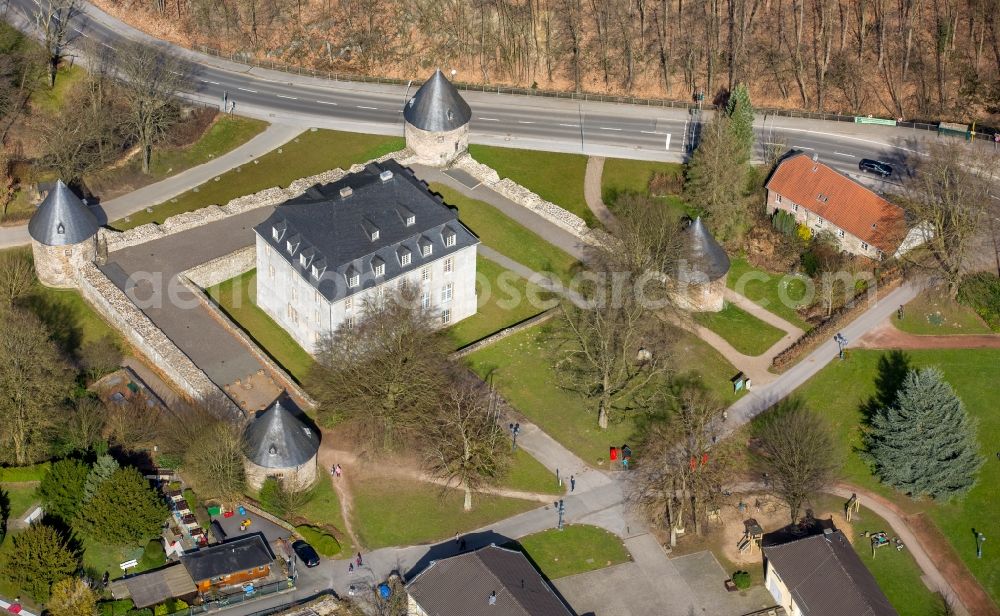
xmin=253 ymin=160 xmax=479 ymax=354
xmin=28 ymin=180 xmax=100 ymax=288
xmin=670 ymin=216 xmax=730 ymax=312
xmin=403 ymin=69 xmax=472 ymax=166
xmin=406 ymin=544 xmax=575 ymax=616
xmin=243 ymin=398 xmax=320 ymax=490
xmin=762 ymin=529 xmax=898 ymax=616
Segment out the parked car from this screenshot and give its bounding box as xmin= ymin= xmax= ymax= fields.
xmin=859 ymin=159 xmax=893 ymax=178
xmin=292 ymin=540 xmax=320 ymax=567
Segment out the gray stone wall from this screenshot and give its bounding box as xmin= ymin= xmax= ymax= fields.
xmin=451 ymin=310 xmax=556 ymax=358
xmin=32 ymin=237 xmax=97 ymax=289
xmin=404 ymin=122 xmax=468 ymax=167
xmin=184 ymin=246 xmax=256 ymax=289
xmin=669 ymin=277 xmax=727 ymax=313
xmin=244 ymin=455 xmax=317 ymax=491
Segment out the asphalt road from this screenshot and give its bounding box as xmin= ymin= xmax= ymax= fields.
xmin=2 ymin=0 xmax=967 ymax=178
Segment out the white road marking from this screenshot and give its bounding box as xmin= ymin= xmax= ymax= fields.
xmin=794 ymin=145 xmax=815 ymax=150
xmin=640 ymin=130 xmax=666 ymax=135
xmin=478 ymin=117 xmax=500 ymax=122
xmin=316 ymin=100 xmax=337 ymax=105
xmin=773 ymin=125 xmax=924 ymax=154
xmin=276 ymin=94 xmax=298 ymax=100
xmin=599 ymin=127 xmax=622 ymax=131
xmin=518 ymin=121 xmax=534 ymax=124
xmin=357 ymin=105 xmax=378 ymax=110
xmin=200 ymin=80 xmax=220 ymax=85
xmin=558 ymin=123 xmax=579 ymax=128
xmin=101 ymin=42 xmax=116 ymax=50
xmin=834 ymin=152 xmax=856 ymax=158
xmin=237 ymin=87 xmax=258 ymax=93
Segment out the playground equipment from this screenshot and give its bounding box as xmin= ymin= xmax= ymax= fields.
xmin=845 ymin=493 xmax=860 ymax=522
xmin=738 ymin=519 xmax=764 ymax=555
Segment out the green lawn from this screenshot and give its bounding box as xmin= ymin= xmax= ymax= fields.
xmin=296 ymin=525 xmax=342 ymax=557
xmin=297 ymin=468 xmax=353 ymax=556
xmin=512 ymin=524 xmax=631 ymax=579
xmin=0 ymin=484 xmax=38 ymax=520
xmin=81 ymin=536 xmax=147 ymax=580
xmin=788 ymin=349 xmax=1000 ymax=603
xmin=693 ymin=302 xmax=787 ymax=356
xmin=0 ymin=463 xmax=50 ymax=483
xmin=449 ymin=258 xmax=547 ymax=349
xmin=431 ymin=183 xmax=580 ymax=283
xmin=671 ymin=327 xmax=743 ymax=404
xmin=726 ymin=257 xmax=811 ymax=330
xmin=114 ymin=129 xmax=404 ymax=229
xmin=601 ymin=159 xmax=683 ymax=204
xmin=206 ymin=270 xmax=315 ymax=383
xmin=31 ymin=64 xmax=86 ymax=114
xmin=349 ymin=476 xmax=538 ymax=549
xmin=468 ymin=145 xmax=594 ymax=226
xmin=28 ymin=284 xmax=120 ymax=354
xmin=894 ymin=290 xmax=992 ymax=335
xmin=501 ymin=449 xmax=563 ymax=496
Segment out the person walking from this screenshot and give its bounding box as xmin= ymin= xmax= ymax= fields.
xmin=229 ymin=100 xmax=236 ymax=114
xmin=348 ymin=562 xmax=354 ymax=573
xmin=356 ymin=552 xmax=363 ymax=566
xmin=570 ymin=475 xmax=576 ymax=492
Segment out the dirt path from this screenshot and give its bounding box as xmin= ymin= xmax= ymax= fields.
xmin=316 ymin=432 xmax=362 ymax=551
xmin=857 ymin=319 xmax=1000 ymax=350
xmin=583 ymin=156 xmax=617 ymax=228
xmin=830 ymin=482 xmax=998 ymax=616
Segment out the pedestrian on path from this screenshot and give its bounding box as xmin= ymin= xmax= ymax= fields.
xmin=335 ymin=464 xmax=342 ymax=478
xmin=356 ymin=552 xmax=363 ymax=567
xmin=229 ymin=100 xmax=236 ymax=114
xmin=348 ymin=562 xmax=354 ymax=573
xmin=459 ymin=538 xmax=466 ymax=551
xmin=570 ymin=475 xmax=576 ymax=492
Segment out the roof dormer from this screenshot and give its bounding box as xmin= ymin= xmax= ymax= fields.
xmin=372 ymin=256 xmax=385 ymax=278
xmin=397 ymin=246 xmax=412 ymax=267
xmin=418 ymin=236 xmax=433 ymax=258
xmin=310 ymin=258 xmax=327 ymax=280
xmin=346 ymin=265 xmax=360 ymax=289
xmin=272 ymin=220 xmax=287 ymax=242
xmin=285 ymin=234 xmax=301 ymax=255
xmin=396 ymin=205 xmax=416 ymax=227
xmin=299 ymin=247 xmax=315 ymax=269
xmin=361 ymin=218 xmax=380 ymax=242
xmin=442 ymin=226 xmax=457 ymax=248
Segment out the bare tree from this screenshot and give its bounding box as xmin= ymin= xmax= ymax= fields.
xmin=62 ymin=397 xmax=106 ymax=454
xmin=0 ymin=249 xmax=36 ymax=307
xmin=33 ymin=0 xmax=80 ymax=88
xmin=104 ymin=392 xmax=162 ymax=448
xmin=754 ymin=398 xmax=840 ymax=524
xmin=309 ymin=292 xmax=450 ymax=452
xmin=79 ymin=333 xmax=122 ymax=383
xmin=114 ymin=42 xmax=187 ymax=174
xmin=421 ymin=377 xmax=510 ymax=511
xmin=906 ymin=141 xmax=997 ymax=295
xmin=36 ymin=82 xmax=125 ymax=184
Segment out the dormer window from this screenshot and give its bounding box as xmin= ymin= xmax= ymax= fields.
xmin=443 ymin=228 xmax=457 ymax=247
xmin=348 ymin=271 xmax=360 ymax=288
xmin=406 ymin=215 xmax=415 ymax=226
xmin=56 ymin=223 xmax=65 ymax=235
xmin=299 ymin=254 xmax=307 ymax=267
xmin=286 ymin=237 xmax=300 ymax=255
xmin=286 ymin=241 xmax=293 ymax=253
xmin=419 ymin=237 xmax=433 ymax=257
xmin=372 ymin=257 xmax=385 ymax=278
xmin=271 ymin=221 xmax=287 ymax=242
xmin=399 ymin=248 xmax=412 ymax=267
xmin=371 ymin=229 xmax=380 ymax=241
xmin=311 ymin=265 xmax=319 ymax=278
xmin=272 ymin=227 xmax=279 ymax=240
xmin=397 ymin=206 xmax=415 ymax=226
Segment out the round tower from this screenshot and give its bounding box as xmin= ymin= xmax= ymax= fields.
xmin=27 ymin=180 xmax=100 ymax=289
xmin=672 ymin=217 xmax=730 ymax=312
xmin=403 ymin=69 xmax=472 ymax=167
xmin=243 ymin=398 xmax=320 ymax=491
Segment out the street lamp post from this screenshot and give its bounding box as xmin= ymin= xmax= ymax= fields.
xmin=977 ymin=532 xmax=986 ymax=559
xmin=509 ymin=422 xmax=521 ymax=451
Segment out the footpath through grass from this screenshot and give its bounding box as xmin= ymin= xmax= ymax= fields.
xmin=468 ymin=145 xmax=593 ymax=226
xmin=726 ymin=257 xmax=811 ymax=331
xmin=206 ymin=270 xmax=315 ymax=383
xmin=693 ymin=302 xmax=786 ymax=357
xmin=787 ymin=348 xmax=1000 ymax=603
xmin=502 ymin=449 xmax=563 ymax=496
xmin=512 ymin=524 xmax=631 ymax=579
xmin=115 ymin=129 xmax=404 ymax=229
xmin=894 ymin=290 xmax=992 ymax=335
xmin=349 ymin=476 xmax=538 ymax=549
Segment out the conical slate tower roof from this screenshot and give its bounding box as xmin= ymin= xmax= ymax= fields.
xmin=403 ymin=69 xmax=472 ymax=132
xmin=683 ymin=217 xmax=730 ymax=281
xmin=28 ymin=180 xmax=99 ymax=246
xmin=243 ymin=399 xmax=319 ymax=469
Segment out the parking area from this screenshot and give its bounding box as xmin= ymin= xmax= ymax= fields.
xmin=211 ymin=507 xmax=292 ymax=545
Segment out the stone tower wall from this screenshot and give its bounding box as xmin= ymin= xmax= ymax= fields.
xmin=244 ymin=455 xmax=318 ymax=491
xmin=669 ymin=276 xmax=727 ymax=313
xmin=31 ymin=236 xmax=97 ymax=289
xmin=404 ymin=122 xmax=469 ymax=167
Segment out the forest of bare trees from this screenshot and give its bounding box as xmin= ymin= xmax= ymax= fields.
xmin=95 ymin=0 xmax=1000 ymax=121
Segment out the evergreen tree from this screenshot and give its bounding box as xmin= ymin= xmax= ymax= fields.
xmin=76 ymin=467 xmax=168 ymax=545
xmin=82 ymin=454 xmax=118 ymax=502
xmin=726 ymin=84 xmax=755 ymax=164
xmin=865 ymin=368 xmax=984 ymax=499
xmin=47 ymin=577 xmax=98 ymax=616
xmin=0 ymin=523 xmax=80 ymax=602
xmin=684 ymin=115 xmax=748 ymax=241
xmin=38 ymin=459 xmax=89 ymax=523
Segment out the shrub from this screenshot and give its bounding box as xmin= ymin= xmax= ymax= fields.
xmin=772 ymin=210 xmax=797 ymax=236
xmin=258 ymin=477 xmax=281 ymax=515
xmin=732 ymin=570 xmax=751 ymax=589
xmin=126 ymin=609 xmax=153 ymax=616
xmin=295 ymin=525 xmax=341 ymax=557
xmin=99 ymin=599 xmax=134 ymax=616
xmin=957 ymin=272 xmax=1000 ymax=331
xmin=139 ymin=539 xmax=166 ymax=570
xmin=796 ymin=223 xmax=812 ymax=241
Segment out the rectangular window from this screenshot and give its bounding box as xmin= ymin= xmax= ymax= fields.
xmin=441 ymin=309 xmax=451 ymax=324
xmin=268 ymin=265 xmax=275 ymax=279
xmin=272 ymin=227 xmax=279 ymax=240
xmin=775 ymin=194 xmax=782 ymax=204
xmin=445 ymin=234 xmax=456 ymax=247
xmin=401 ymin=252 xmax=412 ymax=266
xmin=406 ymin=215 xmax=415 ymax=226
xmin=314 ymin=309 xmax=319 ymax=322
xmin=421 ymin=290 xmax=430 ymax=310
xmin=441 ymin=282 xmax=453 ymax=304
xmin=421 ymin=268 xmax=430 ymax=282
xmin=345 ymin=316 xmax=355 ymax=329
xmin=422 ymin=244 xmax=432 ymax=257
xmin=348 ymin=274 xmax=360 ymax=288
xmin=374 ymin=262 xmax=385 ymax=277
xmin=444 ymin=257 xmax=453 ymax=273
xmin=299 ymin=254 xmax=307 ymax=267
xmin=291 ymin=287 xmax=297 ymax=301
xmin=861 ymin=241 xmax=870 ymax=251
xmin=376 ymin=286 xmax=385 ymax=299
xmin=371 ymin=230 xmax=380 ymax=241
xmin=286 ymin=241 xmax=294 ymax=253
xmin=311 ymin=265 xmax=319 ymax=279
xmin=837 ymin=229 xmax=845 ymax=238
xmin=815 ymin=219 xmax=823 ymax=228
xmin=345 ymin=298 xmax=353 ymax=310
xmin=792 ymin=203 xmax=799 ymax=212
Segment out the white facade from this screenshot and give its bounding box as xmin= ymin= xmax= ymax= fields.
xmin=255 ymin=234 xmax=478 ymax=354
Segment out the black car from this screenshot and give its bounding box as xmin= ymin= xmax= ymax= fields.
xmin=292 ymin=540 xmax=320 ymax=567
xmin=858 ymin=159 xmax=893 ymax=178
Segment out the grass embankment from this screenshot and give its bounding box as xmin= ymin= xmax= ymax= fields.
xmin=894 ymin=290 xmax=992 ymax=335
xmin=468 ymin=145 xmax=593 ymax=226
xmin=115 ymin=129 xmax=404 ymax=229
xmin=512 ymin=524 xmax=631 ymax=579
xmin=693 ymin=302 xmax=787 ymax=357
xmin=785 ymin=348 xmax=1000 ymax=603
xmin=349 ymin=476 xmax=538 ymax=549
xmin=448 ymin=257 xmax=548 ymax=349
xmin=726 ymin=257 xmax=811 ymax=331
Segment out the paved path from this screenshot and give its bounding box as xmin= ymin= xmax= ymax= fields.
xmin=478 ymin=246 xmax=587 ymax=308
xmin=583 ymin=156 xmax=616 ymax=228
xmin=0 ymin=124 xmax=303 ymax=249
xmin=857 ymin=318 xmax=1000 ymax=350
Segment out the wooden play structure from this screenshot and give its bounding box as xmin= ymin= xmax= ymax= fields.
xmin=845 ymin=493 xmax=860 ymax=522
xmin=738 ymin=518 xmax=764 ymax=555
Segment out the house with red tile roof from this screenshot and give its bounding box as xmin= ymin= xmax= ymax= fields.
xmin=765 ymin=153 xmax=916 ymax=259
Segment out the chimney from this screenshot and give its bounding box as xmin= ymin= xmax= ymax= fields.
xmin=488 ymin=591 xmax=497 ymax=606
xmin=379 ymin=169 xmax=394 ymax=182
xmin=339 ymin=186 xmax=353 ymax=199
xmin=811 ymin=152 xmax=819 ymax=162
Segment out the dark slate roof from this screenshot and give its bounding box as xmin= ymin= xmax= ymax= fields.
xmin=180 ymin=534 xmax=275 ymax=583
xmin=28 ymin=180 xmax=100 ymax=246
xmin=763 ymin=530 xmax=898 ymax=616
xmin=243 ymin=399 xmax=319 ymax=469
xmin=253 ymin=160 xmax=478 ymax=303
xmin=406 ymin=545 xmax=574 ymax=616
xmin=403 ymin=69 xmax=472 ymax=132
xmin=682 ymin=217 xmax=730 ymax=282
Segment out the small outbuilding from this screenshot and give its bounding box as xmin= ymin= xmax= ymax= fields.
xmin=27 ymin=180 xmax=100 ymax=288
xmin=671 ymin=217 xmax=730 ymax=312
xmin=403 ymin=69 xmax=472 ymax=166
xmin=242 ymin=398 xmax=320 ymax=491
